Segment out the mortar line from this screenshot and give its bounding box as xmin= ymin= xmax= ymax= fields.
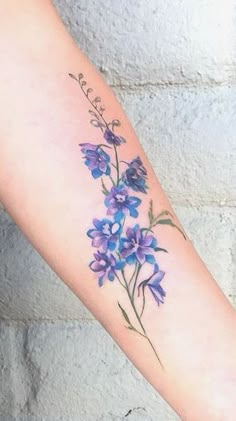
xmin=110 ymin=77 xmax=236 ymax=91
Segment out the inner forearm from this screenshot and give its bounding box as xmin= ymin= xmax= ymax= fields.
xmin=0 ymin=4 xmax=235 ymax=420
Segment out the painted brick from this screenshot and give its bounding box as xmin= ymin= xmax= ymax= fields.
xmin=115 ymin=86 xmax=236 ymax=206
xmin=54 ymin=0 xmax=236 ymax=86
xmin=0 ymin=321 xmax=178 ymax=420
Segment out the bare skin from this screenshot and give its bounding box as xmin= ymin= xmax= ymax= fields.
xmin=0 ymin=2 xmax=235 ymax=419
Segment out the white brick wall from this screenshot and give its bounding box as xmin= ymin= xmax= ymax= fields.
xmin=0 ymin=1 xmax=235 ymax=419
xmin=55 ymin=0 xmax=236 ymax=86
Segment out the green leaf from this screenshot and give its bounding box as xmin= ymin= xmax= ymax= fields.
xmin=153 ymin=209 xmax=174 ymax=222
xmin=118 ymin=302 xmax=132 ymax=326
xmin=154 ymin=219 xmax=186 ymax=240
xmin=127 ymin=326 xmax=139 ymax=334
xmin=68 ymin=73 xmax=78 ymax=81
xmin=154 ymin=247 xmax=168 ymax=253
xmin=141 ymin=227 xmax=154 ymax=234
xmin=148 ymin=199 xmax=154 ymax=225
xmin=127 ymin=326 xmax=136 ymax=331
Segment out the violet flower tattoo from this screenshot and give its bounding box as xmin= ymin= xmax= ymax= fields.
xmin=69 ymin=72 xmax=186 ymax=368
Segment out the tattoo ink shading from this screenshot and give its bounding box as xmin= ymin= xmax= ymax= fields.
xmin=69 ymin=72 xmax=186 ymax=368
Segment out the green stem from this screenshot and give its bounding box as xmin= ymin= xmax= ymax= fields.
xmin=77 ymin=77 xmax=108 ymax=129
xmin=128 ymin=263 xmax=138 ymax=286
xmin=113 ymin=144 xmax=120 ymax=185
xmin=140 ymin=290 xmax=146 ymax=318
xmin=146 ymin=337 xmax=163 ymax=368
xmin=76 ymin=75 xmax=121 ymax=187
xmin=109 ymin=175 xmax=116 ymax=186
xmin=97 ymin=143 xmax=113 ymax=149
xmin=121 ymin=216 xmax=126 ymax=235
xmin=101 ymin=178 xmax=109 ymax=195
xmin=131 ymin=263 xmax=141 ymax=301
xmin=114 ymin=273 xmax=126 ymax=289
xmin=121 ymin=269 xmax=163 ymax=368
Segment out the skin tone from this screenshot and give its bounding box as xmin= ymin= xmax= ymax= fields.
xmin=0 ymin=1 xmax=235 ymax=419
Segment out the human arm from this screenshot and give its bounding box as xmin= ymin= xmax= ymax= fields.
xmin=0 ymin=1 xmax=236 ymax=419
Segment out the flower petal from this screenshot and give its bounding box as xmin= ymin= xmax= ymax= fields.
xmin=141 ymin=235 xmax=153 ymax=247
xmin=108 ymin=270 xmax=115 ymax=281
xmin=98 ymin=276 xmax=104 ymax=287
xmin=136 ymin=248 xmax=146 ymax=264
xmin=149 ymin=284 xmax=166 ymax=305
xmin=129 ymin=196 xmax=141 ymax=207
xmin=90 ymin=260 xmax=104 ymax=272
xmin=128 ymin=206 xmax=138 ymax=218
xmin=92 ymin=236 xmax=107 ymax=248
xmin=145 ymin=254 xmax=156 ymax=264
xmin=115 ymin=260 xmax=126 ymax=270
xmin=111 ymin=222 xmax=120 ymax=234
xmin=91 ymin=168 xmax=102 ymax=179
xmin=149 ymin=270 xmax=165 ymax=286
xmin=126 ymin=253 xmax=136 ymax=265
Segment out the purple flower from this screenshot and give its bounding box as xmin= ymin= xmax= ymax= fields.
xmin=104 ymin=185 xmax=141 ymax=221
xmin=89 ymin=251 xmax=125 ymax=286
xmin=122 ymin=156 xmax=148 ymax=193
xmin=119 ymin=224 xmax=157 ymax=265
xmin=104 ymin=128 xmax=125 ymax=146
xmin=138 ymin=264 xmax=166 ymax=305
xmin=79 ymin=143 xmax=110 ymax=179
xmin=87 ymin=218 xmax=121 ymax=252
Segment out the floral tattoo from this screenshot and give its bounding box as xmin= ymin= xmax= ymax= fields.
xmin=69 ymin=72 xmax=186 ymax=368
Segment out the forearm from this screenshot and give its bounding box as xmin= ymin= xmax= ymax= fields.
xmin=0 ymin=3 xmax=236 ymax=419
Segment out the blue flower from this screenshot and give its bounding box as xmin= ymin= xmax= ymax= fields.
xmin=122 ymin=156 xmax=148 ymax=193
xmin=138 ymin=264 xmax=166 ymax=305
xmin=119 ymin=224 xmax=157 ymax=265
xmin=104 ymin=185 xmax=141 ymax=221
xmin=79 ymin=143 xmax=111 ymax=178
xmin=87 ymin=218 xmax=121 ymax=252
xmin=104 ymin=128 xmax=125 ymax=146
xmin=89 ymin=251 xmax=125 ymax=286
